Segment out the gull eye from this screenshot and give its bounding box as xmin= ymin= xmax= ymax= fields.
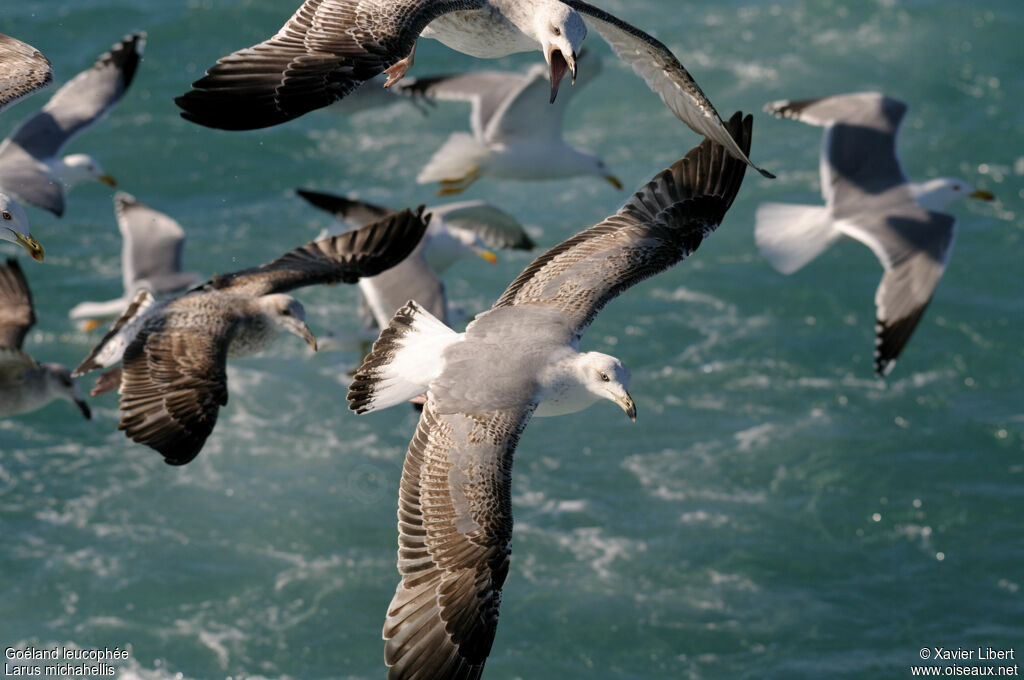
xmin=551 ymin=25 xmax=561 ymax=36
xmin=1 ymin=211 xmax=11 ymax=221
xmin=281 ymin=308 xmax=291 ymax=316
xmin=953 ymin=184 xmax=961 ymax=191
xmin=599 ymin=372 xmax=610 ymax=382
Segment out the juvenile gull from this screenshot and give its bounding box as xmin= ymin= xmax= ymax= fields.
xmin=348 ymin=111 xmax=752 ymax=680
xmin=69 ymin=191 xmax=200 ymax=330
xmin=298 ymin=188 xmax=532 ymax=336
xmin=754 ymin=92 xmax=995 ymax=376
xmin=0 ymin=33 xmax=143 ymax=217
xmin=0 ymin=258 xmax=90 ymax=419
xmin=406 ymin=56 xmax=621 ymax=193
xmin=0 ymin=33 xmax=53 ymax=114
xmin=174 ymin=0 xmax=772 ymax=177
xmin=73 ymin=208 xmax=429 ymax=464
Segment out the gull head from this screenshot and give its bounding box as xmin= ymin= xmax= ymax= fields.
xmin=912 ymin=177 xmax=995 ymax=212
xmin=261 ymin=294 xmax=318 ymax=351
xmin=537 ymin=4 xmax=586 ymax=103
xmin=579 ymin=352 xmax=636 ymax=421
xmin=0 ymin=194 xmax=43 ymax=261
xmin=42 ymin=364 xmax=91 ymax=420
xmin=57 ymin=153 xmax=117 ymax=190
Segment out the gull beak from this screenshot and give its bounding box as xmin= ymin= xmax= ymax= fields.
xmin=99 ymin=174 xmax=118 ymax=188
xmin=969 ymin=189 xmax=994 ymax=201
xmin=296 ymin=322 xmax=318 ymax=352
xmin=80 ymin=319 xmax=104 ymax=333
xmin=474 ymin=247 xmax=498 ymax=264
xmin=614 ymin=391 xmax=637 ymax=422
xmin=8 ymin=229 xmax=44 ymax=262
xmin=548 ymin=47 xmax=571 ymax=104
xmin=605 ymin=174 xmax=623 ymax=190
xmin=74 ymin=398 xmax=92 ymax=420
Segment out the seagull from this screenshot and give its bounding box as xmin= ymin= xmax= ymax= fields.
xmin=0 ymin=33 xmax=53 ymax=114
xmin=406 ymin=56 xmax=622 ymax=194
xmin=0 ymin=33 xmax=144 ymax=217
xmin=69 ymin=191 xmax=200 ymax=331
xmin=73 ymin=207 xmax=428 ymax=464
xmin=298 ymin=188 xmax=533 ymax=337
xmin=0 ymin=258 xmax=90 ymax=420
xmin=174 ymin=0 xmax=772 ymax=177
xmin=347 ymin=111 xmax=752 ymax=680
xmin=754 ymin=92 xmax=995 ymax=376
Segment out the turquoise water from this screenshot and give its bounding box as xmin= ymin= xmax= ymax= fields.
xmin=1 ymin=1 xmax=1021 ymax=678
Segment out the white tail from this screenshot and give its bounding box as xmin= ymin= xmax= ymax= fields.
xmin=754 ymin=202 xmax=840 ymax=274
xmin=416 ymin=132 xmax=488 ymax=184
xmin=347 ymin=300 xmax=460 ymax=414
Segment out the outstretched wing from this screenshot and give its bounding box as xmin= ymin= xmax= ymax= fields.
xmin=563 ymin=0 xmax=772 ymax=178
xmin=204 ymin=206 xmax=429 ymax=295
xmin=0 ymin=33 xmax=53 ymax=114
xmin=7 ymin=33 xmax=144 ymax=159
xmin=490 ymin=111 xmax=751 ymax=342
xmin=114 ymin=191 xmax=198 ymax=294
xmin=117 ymin=311 xmax=232 ymax=465
xmin=295 ymin=187 xmax=394 ymax=228
xmin=383 ymin=400 xmax=531 ymax=680
xmin=0 ymin=257 xmax=35 ymax=350
xmin=175 ymin=0 xmax=486 ymax=130
xmin=431 ymin=200 xmax=534 ymax=251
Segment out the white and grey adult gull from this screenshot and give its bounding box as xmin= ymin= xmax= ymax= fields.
xmin=0 ymin=33 xmax=144 ymax=217
xmin=0 ymin=35 xmax=51 ymax=261
xmin=298 ymin=188 xmax=532 ymax=337
xmin=73 ymin=207 xmax=429 ymax=465
xmin=0 ymin=258 xmax=90 ymax=420
xmin=347 ymin=111 xmax=752 ymax=680
xmin=174 ymin=0 xmax=772 ymax=177
xmin=69 ymin=191 xmax=200 ymax=331
xmin=754 ymin=92 xmax=994 ymax=376
xmin=406 ymin=55 xmax=621 ymax=193
xmin=0 ymin=33 xmax=53 ymax=114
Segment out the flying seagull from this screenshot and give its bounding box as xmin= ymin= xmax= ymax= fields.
xmin=0 ymin=33 xmax=144 ymax=217
xmin=754 ymin=92 xmax=994 ymax=376
xmin=174 ymin=0 xmax=772 ymax=177
xmin=406 ymin=56 xmax=621 ymax=193
xmin=348 ymin=111 xmax=752 ymax=680
xmin=0 ymin=33 xmax=53 ymax=114
xmin=0 ymin=258 xmax=90 ymax=419
xmin=69 ymin=191 xmax=200 ymax=331
xmin=298 ymin=188 xmax=532 ymax=336
xmin=0 ymin=192 xmax=43 ymax=262
xmin=73 ymin=207 xmax=429 ymax=464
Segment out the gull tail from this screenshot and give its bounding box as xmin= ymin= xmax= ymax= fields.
xmin=754 ymin=202 xmax=840 ymax=274
xmin=73 ymin=289 xmax=155 ymax=377
xmin=416 ymin=133 xmax=488 ymax=185
xmin=347 ymin=300 xmax=459 ymax=414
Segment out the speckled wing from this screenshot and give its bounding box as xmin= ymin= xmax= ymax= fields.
xmin=4 ymin=33 xmax=144 ymax=160
xmin=491 ymin=110 xmax=752 ymax=342
xmin=0 ymin=34 xmax=53 ymax=114
xmin=117 ymin=312 xmax=233 ymax=465
xmin=838 ymin=209 xmax=956 ymax=377
xmin=175 ymin=0 xmax=486 ymax=131
xmin=383 ymin=399 xmax=532 ymax=680
xmin=562 ymin=0 xmax=772 ymax=178
xmin=0 ymin=258 xmax=35 ymax=350
xmin=204 ymin=206 xmax=429 ymax=295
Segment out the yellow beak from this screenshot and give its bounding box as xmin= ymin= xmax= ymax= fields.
xmin=99 ymin=174 xmax=118 ymax=188
xmin=10 ymin=229 xmax=44 ymax=262
xmin=969 ymin=189 xmax=994 ymax=201
xmin=476 ymin=249 xmax=498 ymax=264
xmin=605 ymin=174 xmax=623 ymax=190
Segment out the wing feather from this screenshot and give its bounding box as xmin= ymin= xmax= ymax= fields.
xmin=0 ymin=258 xmax=35 ymax=350
xmin=0 ymin=34 xmax=53 ymax=113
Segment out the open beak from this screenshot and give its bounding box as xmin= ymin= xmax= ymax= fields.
xmin=605 ymin=174 xmax=623 ymax=190
xmin=74 ymin=398 xmax=92 ymax=420
xmin=548 ymin=48 xmax=576 ymax=104
xmin=99 ymin=174 xmax=117 ymax=188
xmin=8 ymin=228 xmax=44 ymax=262
xmin=474 ymin=247 xmax=498 ymax=264
xmin=614 ymin=391 xmax=637 ymax=422
xmin=969 ymin=189 xmax=994 ymax=201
